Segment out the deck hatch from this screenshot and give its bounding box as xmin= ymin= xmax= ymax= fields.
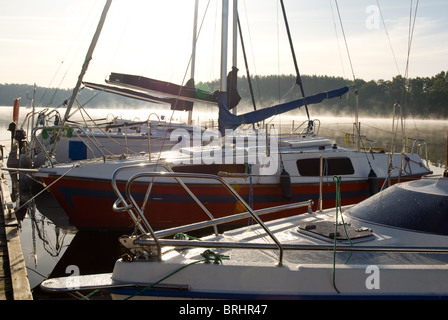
xmin=298 ymin=221 xmax=374 ymax=243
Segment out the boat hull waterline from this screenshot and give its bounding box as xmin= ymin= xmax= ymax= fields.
xmin=38 ymin=153 xmax=429 ymax=230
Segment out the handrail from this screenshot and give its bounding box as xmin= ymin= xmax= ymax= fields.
xmin=110 ymin=163 xmax=312 ymax=266
xmin=28 ymin=107 xmax=170 ymax=166
xmin=126 ymin=172 xmax=281 ymax=266
xmin=151 ymin=200 xmax=313 ymax=239
xmin=132 ymin=238 xmax=448 ymax=254
xmin=290 ymin=119 xmax=320 ymax=138
xmin=111 ymin=163 xmax=173 ymax=236
xmin=146 ymin=113 xmax=162 ymax=158
xmin=410 ymin=138 xmax=429 ymax=167
xmin=111 ymin=163 xmax=220 ymax=238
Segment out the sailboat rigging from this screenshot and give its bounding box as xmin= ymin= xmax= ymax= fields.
xmin=84 ymin=0 xmax=351 ymax=136
xmin=19 ymin=0 xmax=431 ymax=232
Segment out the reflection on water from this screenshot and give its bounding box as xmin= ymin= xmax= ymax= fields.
xmin=17 ymin=189 xmax=124 ymax=299
xmin=0 ymin=106 xmax=446 ymax=299
xmin=18 ymin=192 xmax=77 ymax=293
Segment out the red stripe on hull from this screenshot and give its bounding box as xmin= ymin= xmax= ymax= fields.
xmin=41 ymin=175 xmax=420 ymax=230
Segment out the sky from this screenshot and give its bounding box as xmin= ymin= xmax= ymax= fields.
xmin=1 ymin=0 xmax=447 ymax=90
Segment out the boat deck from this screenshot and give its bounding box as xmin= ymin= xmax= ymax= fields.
xmin=159 ymin=214 xmax=448 ymax=268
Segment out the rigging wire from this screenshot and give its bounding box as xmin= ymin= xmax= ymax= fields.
xmin=333 ymin=1 xmax=377 ymax=168
xmin=334 ymin=0 xmax=356 ymax=82
xmin=146 ymin=0 xmax=212 ymax=191
xmin=329 ymin=0 xmax=346 ymax=79
xmin=235 ymin=1 xmax=263 ymax=114
xmin=333 ymin=0 xmax=360 ymax=144
xmin=395 ymin=0 xmax=420 ymax=143
xmin=405 ymin=0 xmax=421 ymax=141
xmin=39 ymin=1 xmax=103 ymax=107
xmin=376 ymin=0 xmax=401 ymax=76
xmin=404 ymin=0 xmax=419 ymax=81
xmin=106 ymin=1 xmax=138 ymax=79
xmin=277 ymin=1 xmax=282 ymax=104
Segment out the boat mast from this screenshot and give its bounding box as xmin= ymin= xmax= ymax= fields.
xmin=231 ymin=0 xmax=238 ymax=114
xmin=187 ymin=0 xmax=199 ymax=125
xmin=220 ymin=0 xmax=229 ymax=93
xmin=63 ymin=0 xmax=112 ymax=123
xmin=219 ymin=0 xmax=238 ymax=92
xmin=279 ymin=0 xmax=309 ymax=122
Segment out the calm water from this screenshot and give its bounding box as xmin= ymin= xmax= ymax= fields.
xmin=0 ymin=105 xmax=446 ymax=299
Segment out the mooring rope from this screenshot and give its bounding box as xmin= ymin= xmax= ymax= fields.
xmin=11 ymin=163 xmax=80 ymax=215
xmin=124 ymin=249 xmax=229 ymax=300
xmin=331 ymin=176 xmax=353 ymax=294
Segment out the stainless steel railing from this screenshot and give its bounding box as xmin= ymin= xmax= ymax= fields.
xmin=31 ymin=125 xmax=108 ymax=167
xmin=111 ymin=163 xmax=314 ymax=266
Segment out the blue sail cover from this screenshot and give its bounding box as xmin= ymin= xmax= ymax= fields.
xmin=218 ymin=86 xmax=351 ymax=132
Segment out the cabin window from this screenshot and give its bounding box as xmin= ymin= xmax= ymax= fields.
xmin=296 ymin=157 xmax=354 ymax=176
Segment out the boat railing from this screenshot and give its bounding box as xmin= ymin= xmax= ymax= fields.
xmin=25 ymin=107 xmax=169 ymax=166
xmin=28 ymin=115 xmax=155 ymax=167
xmin=410 ymin=138 xmax=429 ymax=167
xmin=390 ymin=102 xmax=429 ymax=166
xmin=30 ymin=125 xmax=108 ymax=167
xmin=20 ymin=107 xmax=108 ymax=166
xmin=290 ymin=119 xmax=320 ymax=138
xmin=145 ymin=112 xmax=163 ymax=157
xmin=21 ymin=108 xmax=60 ymax=140
xmin=111 ymin=163 xmax=314 ymax=266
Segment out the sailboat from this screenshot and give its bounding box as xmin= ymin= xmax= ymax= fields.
xmin=33 ymin=0 xmax=431 ymax=231
xmin=40 ymin=165 xmax=448 ymax=299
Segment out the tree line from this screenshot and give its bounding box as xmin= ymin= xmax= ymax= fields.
xmin=198 ymin=71 xmax=448 ymax=119
xmin=1 ymin=70 xmax=447 ymax=119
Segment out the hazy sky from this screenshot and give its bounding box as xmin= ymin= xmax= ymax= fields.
xmin=1 ymin=0 xmax=447 ymax=90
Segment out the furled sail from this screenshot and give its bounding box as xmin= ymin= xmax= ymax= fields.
xmin=83 ymin=81 xmax=193 ymax=111
xmin=218 ymin=86 xmax=351 ymax=133
xmin=86 ymin=71 xmax=244 ymax=112
xmin=105 ymin=72 xmax=217 ymax=111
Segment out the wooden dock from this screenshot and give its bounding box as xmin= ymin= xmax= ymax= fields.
xmin=0 ymin=157 xmax=33 ymax=300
